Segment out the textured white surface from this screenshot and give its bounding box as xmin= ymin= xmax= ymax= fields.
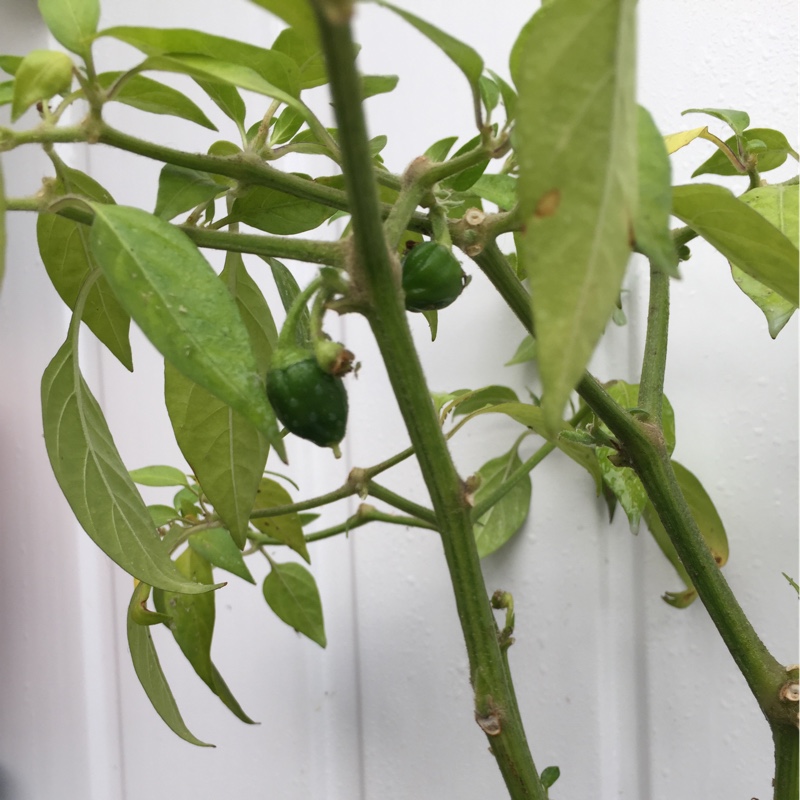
xmin=0 ymin=1 xmax=797 ymax=799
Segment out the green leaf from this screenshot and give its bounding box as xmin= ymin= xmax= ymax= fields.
xmin=596 ymin=447 xmax=648 ymax=532
xmin=691 ymin=128 xmax=798 ymax=177
xmin=421 ymin=308 xmax=438 ymax=341
xmin=672 ymin=184 xmax=799 ymax=305
xmin=782 ymin=573 xmax=799 ymax=595
xmin=272 ymin=26 xmax=326 ymax=90
xmin=541 ymin=765 xmax=561 ymax=791
xmin=88 ymin=205 xmax=283 ymax=457
xmin=232 ymin=184 xmax=335 ymax=235
xmin=505 ymin=335 xmax=536 ymax=366
xmin=189 ymin=529 xmax=255 ymax=584
xmin=154 ymin=164 xmax=222 ymax=221
xmin=0 ymin=80 xmax=12 ymax=106
xmin=271 ymin=105 xmax=306 ymax=146
xmin=449 ymin=385 xmax=520 ymax=417
xmin=38 ymin=0 xmax=99 ymax=59
xmin=262 ymin=561 xmax=326 ymax=647
xmin=42 ymin=337 xmax=213 ymax=593
xmin=635 ymin=106 xmax=679 ymax=275
xmin=148 ymin=504 xmax=178 ymax=527
xmin=129 ymin=581 xmax=172 ymax=626
xmin=479 ymin=74 xmax=500 ymax=114
xmin=37 ymin=167 xmax=132 ymax=370
xmin=264 ymin=258 xmax=311 ymax=347
xmin=424 ymin=135 xmax=458 ymax=163
xmin=247 ymin=0 xmax=318 ymax=42
xmin=165 ymin=253 xmax=274 ymax=548
xmin=682 ymin=107 xmax=750 ymax=137
xmin=97 ymin=72 xmax=217 ymax=130
xmin=642 ymin=461 xmax=729 ymax=608
xmin=371 ymin=1 xmax=483 ymax=94
xmin=473 ymin=446 xmax=531 ymax=558
xmin=0 ymin=56 xmax=22 ymax=76
xmin=512 ymin=0 xmax=637 ymax=430
xmin=129 ymin=465 xmax=189 ymax=487
xmin=195 ymin=79 xmax=245 ymax=126
xmin=487 ymin=69 xmax=517 ymax=121
xmin=11 ymin=49 xmax=73 ymax=120
xmin=154 ymin=548 xmax=256 ymax=724
xmin=251 ymin=478 xmax=310 ymax=564
xmin=442 ymin=134 xmax=489 ymax=192
xmin=663 ymin=126 xmax=708 ymax=155
xmin=127 ymin=585 xmax=213 ymax=746
xmin=362 ymin=74 xmax=399 ymax=99
xmin=101 ymin=27 xmax=299 ymax=96
xmin=730 ymin=184 xmax=798 ymax=337
xmin=471 ymin=174 xmax=517 ymax=211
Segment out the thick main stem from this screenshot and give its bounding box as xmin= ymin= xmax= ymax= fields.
xmin=311 ymin=5 xmax=545 ymax=798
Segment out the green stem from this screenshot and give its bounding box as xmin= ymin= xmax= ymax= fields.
xmin=311 ymin=5 xmax=545 ymax=797
xmin=773 ymin=723 xmax=799 ymax=800
xmin=367 ymin=480 xmax=437 ymax=525
xmin=637 ymin=261 xmax=670 ymax=423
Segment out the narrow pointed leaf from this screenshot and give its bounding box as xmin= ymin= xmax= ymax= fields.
xmin=189 ymin=529 xmax=255 ymax=584
xmin=11 ymin=49 xmax=73 ymax=120
xmin=154 ymin=164 xmax=222 ymax=221
xmin=251 ymin=478 xmax=310 ymax=563
xmin=512 ymin=0 xmax=638 ymax=429
xmin=682 ymin=107 xmax=750 ymax=137
xmin=37 ymin=168 xmax=132 ymax=370
xmin=264 ymin=258 xmax=311 ymax=347
xmin=473 ymin=446 xmax=531 ymax=558
xmin=362 ymin=74 xmax=399 ymax=99
xmin=89 ymin=204 xmax=284 ymax=459
xmin=424 ymin=136 xmax=458 ymax=163
xmin=42 ymin=339 xmax=213 ymax=593
xmin=127 ymin=586 xmax=213 ymax=746
xmin=97 ymin=72 xmax=217 ymax=130
xmin=37 ymin=0 xmax=99 ymax=59
xmin=672 ymin=184 xmax=799 ymax=305
xmin=262 ymin=561 xmax=326 ymax=647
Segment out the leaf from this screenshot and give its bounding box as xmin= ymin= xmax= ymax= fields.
xmin=473 ymin=446 xmax=531 ymax=558
xmin=37 ymin=167 xmax=132 ymax=370
xmin=362 ymin=74 xmax=399 ymax=99
xmin=487 ymin=69 xmax=517 ymax=121
xmin=471 ymin=174 xmax=517 ymax=211
xmin=271 ymin=105 xmax=306 ymax=146
xmin=11 ymin=49 xmax=73 ymax=120
xmin=165 ymin=253 xmax=274 ymax=549
xmin=371 ymin=1 xmax=483 ymax=95
xmin=251 ymin=478 xmax=310 ymax=564
xmin=129 ymin=581 xmax=172 ymax=626
xmin=424 ymin=135 xmax=459 ymax=163
xmin=541 ymin=765 xmax=561 ymax=791
xmin=148 ymin=505 xmax=178 ymax=527
xmin=783 ymin=573 xmax=799 ymax=595
xmin=231 ymin=184 xmax=336 ymax=235
xmin=262 ymin=561 xmax=326 ymax=647
xmin=37 ymin=0 xmax=99 ymax=59
xmin=635 ymin=106 xmax=679 ymax=275
xmin=247 ymin=0 xmax=318 ymax=42
xmin=42 ymin=337 xmax=213 ymax=593
xmin=730 ymin=183 xmax=798 ymax=337
xmin=450 ymin=385 xmax=520 ymax=417
xmin=421 ymin=309 xmax=438 ymax=341
xmin=596 ymin=447 xmax=648 ymax=532
xmin=97 ymin=72 xmax=217 ymax=131
xmin=663 ymin=126 xmax=708 ymax=155
xmin=512 ymin=0 xmax=638 ymax=430
xmin=642 ymin=461 xmax=729 ymax=609
xmin=442 ymin=134 xmax=489 ymax=192
xmin=195 ymin=79 xmax=245 ymax=127
xmin=89 ymin=204 xmax=284 ymax=458
xmin=154 ymin=164 xmax=222 ymax=221
xmin=0 ymin=56 xmax=22 ymax=76
xmin=101 ymin=26 xmax=299 ymax=96
xmin=479 ymin=74 xmax=500 ymax=114
xmin=692 ymin=128 xmax=799 ymax=178
xmin=0 ymin=80 xmax=12 ymax=106
xmin=505 ymin=334 xmax=536 ymax=366
xmin=129 ymin=465 xmax=189 ymax=487
xmin=127 ymin=585 xmax=213 ymax=746
xmin=189 ymin=529 xmax=255 ymax=584
xmin=154 ymin=549 xmax=256 ymax=724
xmin=682 ymin=107 xmax=750 ymax=137
xmin=672 ymin=184 xmax=799 ymax=305
xmin=264 ymin=258 xmax=311 ymax=347
xmin=272 ymin=26 xmax=326 ymax=90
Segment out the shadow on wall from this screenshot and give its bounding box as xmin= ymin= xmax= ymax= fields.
xmin=0 ymin=766 xmax=15 ymax=800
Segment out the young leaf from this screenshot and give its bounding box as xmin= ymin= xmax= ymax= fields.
xmin=362 ymin=74 xmax=399 ymax=99
xmin=189 ymin=529 xmax=255 ymax=584
xmin=11 ymin=49 xmax=73 ymax=120
xmin=0 ymin=56 xmax=22 ymax=76
xmin=127 ymin=586 xmax=213 ymax=746
xmin=0 ymin=80 xmax=12 ymax=106
xmin=540 ymin=765 xmax=561 ymax=791
xmin=97 ymin=72 xmax=217 ymax=131
xmin=692 ymin=128 xmax=798 ymax=178
xmin=512 ymin=0 xmax=638 ymax=430
xmin=672 ymin=184 xmax=799 ymax=305
xmin=635 ymin=106 xmax=679 ymax=275
xmin=165 ymin=254 xmax=274 ymax=548
xmin=783 ymin=573 xmax=800 ymax=595
xmin=682 ymin=107 xmax=750 ymax=137
xmin=37 ymin=0 xmax=99 ymax=59
xmin=471 ymin=174 xmax=517 ymax=211
xmin=479 ymin=74 xmax=500 ymax=114
xmin=450 ymin=385 xmax=520 ymax=417
xmin=271 ymin=105 xmax=306 ymax=146
xmin=487 ymin=69 xmax=517 ymax=121
xmin=37 ymin=167 xmax=132 ymax=370
xmin=424 ymin=136 xmax=459 ymax=163
xmin=472 ymin=446 xmax=532 ymax=558
xmin=264 ymin=258 xmax=311 ymax=347
xmin=129 ymin=581 xmax=172 ymax=626
xmin=154 ymin=164 xmax=222 ymax=221
xmin=88 ymin=204 xmax=284 ymax=459
xmin=42 ymin=338 xmax=214 ymax=594
xmin=231 ymin=184 xmax=336 ymax=235
xmin=154 ymin=549 xmax=256 ymax=724
xmin=148 ymin=504 xmax=178 ymax=527
xmin=195 ymin=79 xmax=246 ymax=127
xmin=505 ymin=335 xmax=536 ymax=366
xmin=251 ymin=478 xmax=310 ymax=564
xmin=730 ymin=183 xmax=798 ymax=337
xmin=371 ymin=1 xmax=484 ymax=97
xmin=129 ymin=465 xmax=189 ymax=487
xmin=663 ymin=126 xmax=708 ymax=155
xmin=442 ymin=134 xmax=489 ymax=192
xmin=262 ymin=561 xmax=326 ymax=647
xmin=272 ymin=26 xmax=326 ymax=90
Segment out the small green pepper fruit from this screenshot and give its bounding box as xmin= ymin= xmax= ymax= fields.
xmin=266 ymin=346 xmax=348 ymax=453
xmin=401 ymin=241 xmax=466 ymax=312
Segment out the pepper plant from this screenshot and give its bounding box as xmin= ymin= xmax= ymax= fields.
xmin=0 ymin=0 xmax=797 ymax=797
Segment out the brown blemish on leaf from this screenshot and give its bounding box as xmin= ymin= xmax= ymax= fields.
xmin=534 ymin=188 xmax=561 ymax=218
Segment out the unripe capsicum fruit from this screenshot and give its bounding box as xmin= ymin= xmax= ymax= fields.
xmin=266 ymin=345 xmax=348 ymax=451
xmin=401 ymin=241 xmax=466 ymax=312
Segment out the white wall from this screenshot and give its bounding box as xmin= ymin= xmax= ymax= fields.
xmin=1 ymin=1 xmax=797 ymax=799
